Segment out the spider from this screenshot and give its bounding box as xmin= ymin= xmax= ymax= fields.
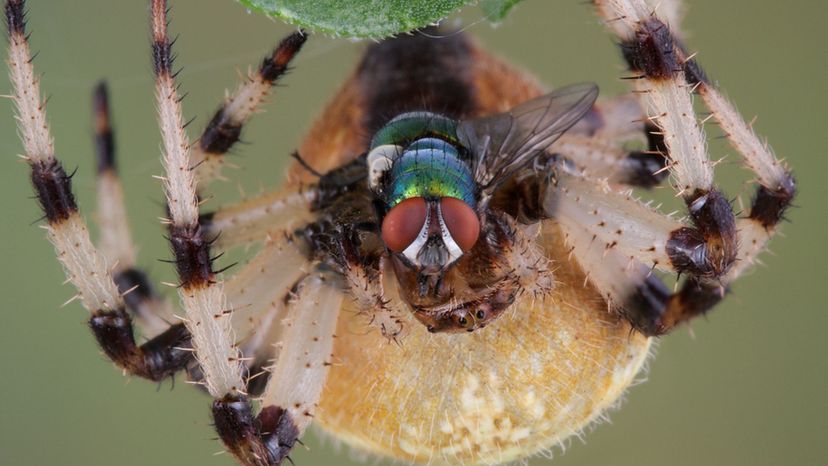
xmin=4 ymin=0 xmax=796 ymax=465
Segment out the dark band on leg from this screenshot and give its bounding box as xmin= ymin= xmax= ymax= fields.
xmin=680 ymin=50 xmax=710 ymax=87
xmin=619 ymin=16 xmax=710 ymax=89
xmin=200 ymin=112 xmax=242 ymax=155
xmin=150 ymin=0 xmax=174 ymax=79
xmin=93 ymin=82 xmax=117 ymax=174
xmin=169 ymin=224 xmax=215 ymax=287
xmin=749 ymin=176 xmax=797 ymax=229
xmin=113 ymin=268 xmax=159 ymax=315
xmin=31 ymin=159 xmax=78 ymax=223
xmin=89 ymin=308 xmax=193 ymax=381
xmin=622 ymin=122 xmax=669 ymax=188
xmin=667 ymin=189 xmax=737 ymax=278
xmin=618 ymin=274 xmax=671 ymax=336
xmin=199 ymin=31 xmax=307 ymax=155
xmin=621 ymin=152 xmax=668 ymax=187
xmin=620 ymin=17 xmax=679 ymax=81
xmin=3 ymin=0 xmax=24 ymax=37
xmin=619 ymin=275 xmax=726 ymax=336
xmin=213 ymin=394 xmax=300 ymax=466
xmin=259 ymin=31 xmax=307 ymax=82
xmin=578 ymin=121 xmax=669 ymax=189
xmin=662 ymin=278 xmax=726 ymax=332
xmin=244 ymin=356 xmax=272 ymax=397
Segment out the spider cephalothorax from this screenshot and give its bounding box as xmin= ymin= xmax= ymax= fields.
xmin=5 ymin=0 xmax=796 ymax=465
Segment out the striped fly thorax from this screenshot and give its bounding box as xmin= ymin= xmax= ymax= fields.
xmin=369 ymin=112 xmax=477 ymax=209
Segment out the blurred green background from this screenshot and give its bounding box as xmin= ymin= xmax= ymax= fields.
xmin=0 ymin=1 xmax=824 ymax=465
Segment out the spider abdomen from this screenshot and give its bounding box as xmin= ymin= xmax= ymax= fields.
xmin=319 ymin=227 xmax=649 ymax=464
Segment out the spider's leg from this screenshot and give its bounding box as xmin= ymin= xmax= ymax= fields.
xmin=556 ymin=92 xmax=669 ymax=188
xmin=678 ymin=44 xmax=795 ymax=285
xmin=200 ymin=188 xmax=317 ymax=250
xmin=148 ymin=5 xmax=339 ymax=464
xmin=596 ymin=0 xmax=717 ymax=195
xmin=556 ymin=210 xmax=721 ymax=336
xmin=570 ymin=92 xmax=645 ymax=140
xmin=555 ymin=130 xmax=668 ymax=188
xmin=606 ymin=0 xmax=796 ymax=224
xmin=591 ymin=0 xmax=795 ymax=315
xmin=226 ymin=235 xmax=311 ymax=395
xmin=102 ymin=99 xmax=313 ymax=389
xmin=202 ymin=155 xmax=370 ymax=251
xmin=335 ymin=235 xmax=405 ymax=340
xmin=551 ymin=170 xmax=706 ymax=276
xmin=3 ymin=0 xmax=194 ymax=381
xmin=192 ymin=31 xmax=307 ymax=189
xmin=213 ymin=274 xmax=342 ymax=466
xmin=550 ymin=166 xmax=792 ymax=334
xmin=149 ymin=0 xmax=246 ymax=400
xmin=591 ymin=1 xmax=754 ymax=280
xmin=177 ymin=233 xmax=313 ymax=396
xmin=549 ymin=168 xmax=728 ymax=333
xmin=555 ymin=214 xmax=672 ymax=336
xmin=93 ymin=81 xmax=173 ymax=337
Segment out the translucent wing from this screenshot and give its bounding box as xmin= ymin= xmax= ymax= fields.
xmin=457 ymin=82 xmax=598 ymax=191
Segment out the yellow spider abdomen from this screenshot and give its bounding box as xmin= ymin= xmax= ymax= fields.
xmin=317 ymin=228 xmax=650 ymax=465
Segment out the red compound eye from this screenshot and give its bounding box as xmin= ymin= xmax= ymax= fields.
xmin=382 ymin=197 xmax=427 ymax=253
xmin=441 ymin=197 xmax=480 ymax=252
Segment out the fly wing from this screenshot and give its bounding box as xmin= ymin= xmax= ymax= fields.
xmin=457 ymin=82 xmax=598 ymax=191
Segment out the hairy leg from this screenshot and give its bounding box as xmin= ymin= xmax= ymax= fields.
xmin=200 ymin=189 xmax=317 ymax=250
xmin=192 ymin=31 xmax=306 ymax=188
xmin=593 ymin=0 xmax=794 ymax=276
xmin=562 ymin=93 xmax=669 ymax=188
xmin=4 ymin=0 xmax=194 ymax=381
xmin=213 ymin=274 xmax=342 ymax=466
xmin=93 ymin=82 xmax=174 ymax=337
xmin=542 ymin=0 xmax=797 ymax=334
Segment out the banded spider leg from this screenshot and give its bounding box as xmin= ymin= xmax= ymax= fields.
xmin=5 ymin=0 xmax=349 ymax=464
xmin=5 ymin=0 xmax=193 ymax=383
xmin=529 ymin=0 xmax=796 ymax=335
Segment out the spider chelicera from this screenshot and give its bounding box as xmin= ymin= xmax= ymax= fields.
xmin=5 ymin=0 xmax=795 ymax=465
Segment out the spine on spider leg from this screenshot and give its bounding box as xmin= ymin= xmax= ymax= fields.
xmin=192 ymin=30 xmax=307 ymax=187
xmin=150 ymin=0 xmax=244 ymax=397
xmin=4 ymin=0 xmax=193 ymax=381
xmin=93 ymin=82 xmax=171 ymax=335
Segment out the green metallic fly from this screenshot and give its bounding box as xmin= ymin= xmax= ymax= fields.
xmin=337 ymin=83 xmax=598 ymax=332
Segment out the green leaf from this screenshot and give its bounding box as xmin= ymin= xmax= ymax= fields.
xmin=479 ymin=0 xmax=523 ymax=22
xmin=239 ymin=0 xmax=470 ymax=38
